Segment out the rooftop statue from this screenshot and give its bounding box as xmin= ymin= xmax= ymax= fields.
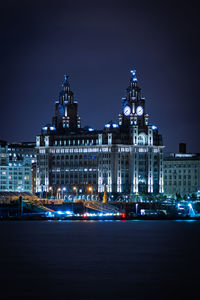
xmin=130 ymin=69 xmax=137 ymax=82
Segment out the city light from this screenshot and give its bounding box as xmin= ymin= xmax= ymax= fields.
xmin=65 ymin=211 xmax=72 ymax=215
xmin=1 ymin=71 xmax=199 ymax=219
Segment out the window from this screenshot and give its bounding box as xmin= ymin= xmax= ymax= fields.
xmin=138 ymin=133 xmax=147 ymax=145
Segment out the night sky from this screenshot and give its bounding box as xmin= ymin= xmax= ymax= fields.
xmin=0 ymin=0 xmax=199 ymax=152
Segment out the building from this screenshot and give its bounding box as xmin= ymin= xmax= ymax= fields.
xmin=0 ymin=141 xmax=33 ymax=193
xmin=164 ymin=144 xmax=200 ymax=197
xmin=36 ymin=71 xmax=164 ymax=199
xmin=7 ymin=142 xmax=36 ymax=164
xmin=8 ymin=142 xmax=37 ymax=193
xmin=0 ymin=140 xmax=8 ymax=166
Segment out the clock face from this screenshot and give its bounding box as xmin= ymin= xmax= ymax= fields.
xmin=124 ymin=106 xmax=131 ymax=116
xmin=136 ymin=105 xmax=143 ymax=116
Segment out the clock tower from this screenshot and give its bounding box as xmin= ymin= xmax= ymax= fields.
xmin=120 ymin=70 xmax=146 ymax=129
xmin=118 ymin=70 xmax=163 ymax=194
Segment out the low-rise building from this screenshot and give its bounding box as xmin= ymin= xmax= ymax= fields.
xmin=0 ymin=141 xmax=34 ymax=193
xmin=164 ymin=144 xmax=200 ymax=197
xmin=7 ymin=142 xmax=36 ymax=163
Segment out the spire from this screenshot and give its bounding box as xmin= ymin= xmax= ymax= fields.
xmin=59 ymin=74 xmax=74 ymax=104
xmin=126 ymin=69 xmax=141 ymax=100
xmin=62 ymin=74 xmax=71 ymax=91
xmin=64 ymin=74 xmax=69 ymax=81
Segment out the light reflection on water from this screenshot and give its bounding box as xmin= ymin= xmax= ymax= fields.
xmin=47 ymin=218 xmax=200 ymax=224
xmin=1 ymin=218 xmax=200 ymax=299
xmin=174 ymin=219 xmax=198 ymax=222
xmin=48 ymin=219 xmax=123 ymax=223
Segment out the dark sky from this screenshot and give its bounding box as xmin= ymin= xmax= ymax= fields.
xmin=0 ymin=0 xmax=199 ymax=152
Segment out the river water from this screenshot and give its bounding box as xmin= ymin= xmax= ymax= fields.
xmin=0 ymin=220 xmax=200 ymax=300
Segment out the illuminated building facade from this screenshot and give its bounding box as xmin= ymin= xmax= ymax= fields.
xmin=0 ymin=141 xmax=33 ymax=193
xmin=7 ymin=142 xmax=37 ymax=164
xmin=36 ymin=71 xmax=164 ymax=198
xmin=7 ymin=142 xmax=37 ymax=193
xmin=164 ymin=144 xmax=200 ymax=197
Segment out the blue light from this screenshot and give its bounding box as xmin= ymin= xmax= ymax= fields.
xmin=42 ymin=125 xmax=56 ymax=131
xmin=88 ymin=128 xmax=94 ymax=131
xmin=57 ymin=211 xmax=64 ymax=215
xmin=113 ymin=124 xmax=118 ymax=128
xmin=131 ymin=70 xmax=136 ymax=76
xmin=130 ymin=69 xmax=137 ymax=82
xmin=46 ymin=211 xmax=54 ymax=217
xmin=152 ymin=125 xmax=158 ymax=130
xmin=105 ymin=124 xmax=110 ymax=128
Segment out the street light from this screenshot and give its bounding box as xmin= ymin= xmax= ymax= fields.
xmin=49 ymin=186 xmax=53 ymax=198
xmin=73 ymin=186 xmax=78 ymax=202
xmin=62 ymin=187 xmax=66 ymax=200
xmin=88 ymin=186 xmax=93 ymax=200
xmin=57 ymin=188 xmax=61 ymax=199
